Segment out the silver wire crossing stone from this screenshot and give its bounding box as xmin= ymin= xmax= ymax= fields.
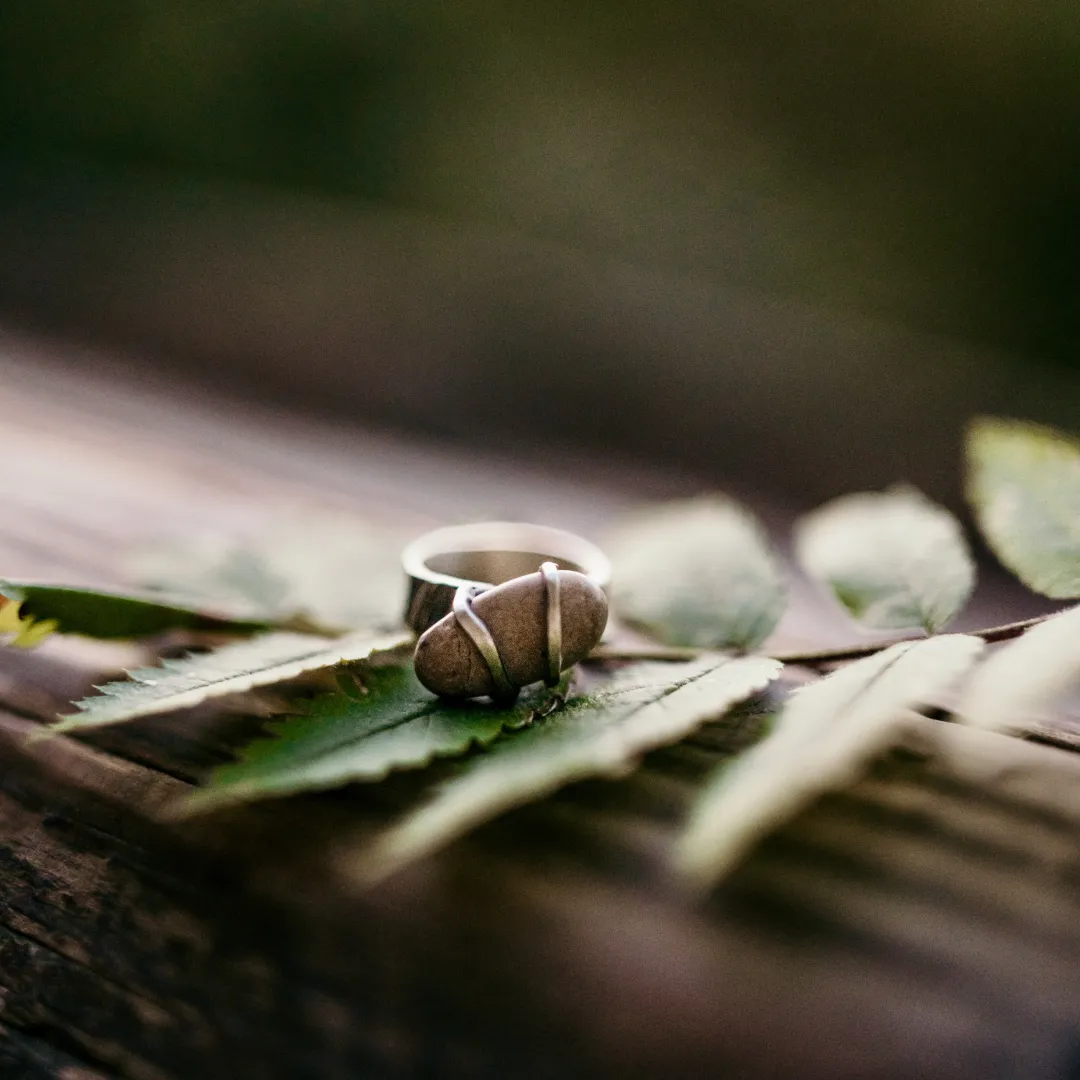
xmin=413 ymin=569 xmax=608 ymax=700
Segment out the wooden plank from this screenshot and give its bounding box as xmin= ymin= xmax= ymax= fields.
xmin=1 ymin=327 xmax=1080 ymax=1077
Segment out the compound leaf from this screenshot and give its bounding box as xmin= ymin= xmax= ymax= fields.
xmin=967 ymin=417 xmax=1080 ymax=598
xmin=676 ymin=634 xmax=983 ymax=890
xmin=356 ymin=654 xmax=782 ymax=885
xmin=795 ymin=487 xmax=975 ymax=632
xmin=608 ymin=497 xmax=786 ymax=650
xmin=178 ymin=663 xmax=551 ymax=814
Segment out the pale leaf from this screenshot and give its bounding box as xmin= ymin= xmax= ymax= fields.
xmin=355 ymin=655 xmax=782 ymax=885
xmin=51 ymin=630 xmax=409 ymax=733
xmin=966 ymin=417 xmax=1080 ymax=598
xmin=607 ymin=497 xmax=786 ymax=650
xmin=177 ymin=664 xmax=552 ymax=815
xmin=957 ymin=606 xmax=1080 ymax=734
xmin=675 ymin=634 xmax=983 ymax=890
xmin=131 ymin=515 xmax=409 ymax=632
xmin=795 ymin=487 xmax=975 ymax=632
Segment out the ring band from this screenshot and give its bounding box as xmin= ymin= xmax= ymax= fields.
xmin=402 ymin=522 xmax=611 ymax=634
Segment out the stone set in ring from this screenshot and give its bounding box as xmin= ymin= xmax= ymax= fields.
xmin=401 ymin=522 xmax=611 ymax=702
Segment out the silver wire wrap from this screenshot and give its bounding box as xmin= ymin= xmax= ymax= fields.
xmin=450 ymin=563 xmax=564 ymax=701
xmin=540 ymin=561 xmax=562 ymax=687
xmin=452 ymin=585 xmax=518 ymax=702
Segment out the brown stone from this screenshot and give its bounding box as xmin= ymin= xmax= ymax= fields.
xmin=413 ymin=569 xmax=608 ymax=699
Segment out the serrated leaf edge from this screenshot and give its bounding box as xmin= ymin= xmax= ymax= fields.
xmin=352 ymin=654 xmax=782 ymax=887
xmin=49 ymin=630 xmax=410 ymax=734
xmin=674 ymin=634 xmax=984 ymax=891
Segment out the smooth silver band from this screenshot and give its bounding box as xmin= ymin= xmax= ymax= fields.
xmin=403 ymin=522 xmax=611 ymax=634
xmin=452 ymin=586 xmax=518 ymax=702
xmin=540 ymin=561 xmax=562 ymax=686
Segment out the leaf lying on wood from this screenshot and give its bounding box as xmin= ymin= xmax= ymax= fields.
xmin=607 ymin=497 xmax=786 ymax=651
xmin=957 ymin=605 xmax=1080 ymax=734
xmin=50 ymin=630 xmax=410 ymax=734
xmin=675 ymin=634 xmax=983 ymax=891
xmin=795 ymin=487 xmax=974 ymax=633
xmin=0 ymin=580 xmax=271 ymax=640
xmin=966 ymin=417 xmax=1080 ymax=599
xmin=177 ymin=664 xmax=556 ymax=815
xmin=130 ymin=516 xmax=409 ymax=633
xmin=352 ymin=655 xmax=782 ymax=886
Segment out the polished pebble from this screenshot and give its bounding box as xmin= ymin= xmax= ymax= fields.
xmin=413 ymin=569 xmax=608 ymax=700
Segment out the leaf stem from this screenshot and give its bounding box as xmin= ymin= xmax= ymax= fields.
xmin=588 ymin=644 xmax=706 ymax=663
xmin=588 ymin=613 xmax=1056 ymax=669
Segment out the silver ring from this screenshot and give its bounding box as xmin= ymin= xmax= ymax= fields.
xmin=402 ymin=522 xmax=611 ymax=634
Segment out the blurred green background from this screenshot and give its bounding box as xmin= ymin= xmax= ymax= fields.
xmin=0 ymin=1 xmax=1078 ymax=502
xmin=3 ymin=0 xmax=1078 ymax=355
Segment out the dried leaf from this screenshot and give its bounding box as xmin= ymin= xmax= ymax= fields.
xmin=675 ymin=634 xmax=983 ymax=890
xmin=0 ymin=580 xmax=270 ymax=640
xmin=957 ymin=606 xmax=1080 ymax=734
xmin=130 ymin=515 xmax=409 ymax=632
xmin=355 ymin=655 xmax=781 ymax=885
xmin=178 ymin=664 xmax=553 ymax=815
xmin=607 ymin=497 xmax=786 ymax=650
xmin=795 ymin=487 xmax=975 ymax=632
xmin=966 ymin=417 xmax=1080 ymax=598
xmin=51 ymin=630 xmax=409 ymax=734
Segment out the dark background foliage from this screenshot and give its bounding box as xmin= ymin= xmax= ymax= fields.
xmin=1 ymin=1 xmax=1078 ymax=502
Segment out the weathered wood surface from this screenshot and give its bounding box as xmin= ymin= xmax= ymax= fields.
xmin=1 ymin=328 xmax=1080 ymax=1079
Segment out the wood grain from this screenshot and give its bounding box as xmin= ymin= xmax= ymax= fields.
xmin=1 ymin=327 xmax=1079 ymax=1078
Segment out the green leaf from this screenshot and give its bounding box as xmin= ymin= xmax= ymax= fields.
xmin=794 ymin=487 xmax=975 ymax=632
xmin=0 ymin=580 xmax=271 ymax=640
xmin=130 ymin=515 xmax=409 ymax=632
xmin=957 ymin=606 xmax=1080 ymax=734
xmin=966 ymin=417 xmax=1080 ymax=598
xmin=354 ymin=655 xmax=782 ymax=886
xmin=177 ymin=663 xmax=552 ymax=815
xmin=51 ymin=630 xmax=409 ymax=734
xmin=675 ymin=634 xmax=983 ymax=890
xmin=607 ymin=497 xmax=786 ymax=650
